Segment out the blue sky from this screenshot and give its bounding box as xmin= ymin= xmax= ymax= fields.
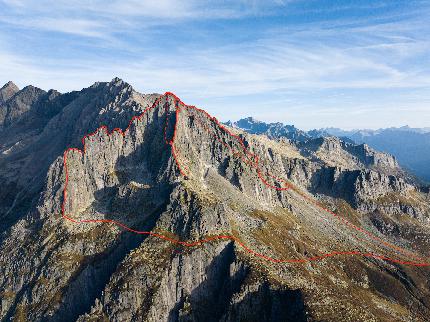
xmin=0 ymin=0 xmax=429 ymax=129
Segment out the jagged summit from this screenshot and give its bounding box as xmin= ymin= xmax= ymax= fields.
xmin=0 ymin=80 xmax=19 ymax=104
xmin=0 ymin=84 xmax=46 ymax=128
xmin=1 ymin=80 xmax=18 ymax=90
xmin=103 ymin=77 xmax=130 ymax=91
xmin=90 ymin=77 xmax=130 ymax=89
xmin=110 ymin=76 xmax=126 ymax=85
xmin=228 ymin=116 xmax=310 ymax=142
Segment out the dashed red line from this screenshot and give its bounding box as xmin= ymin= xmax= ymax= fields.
xmin=61 ymin=92 xmax=429 ymax=267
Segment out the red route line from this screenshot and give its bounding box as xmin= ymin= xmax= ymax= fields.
xmin=188 ymin=114 xmax=425 ymax=261
xmin=182 ymin=101 xmax=427 ymax=263
xmin=61 ymin=92 xmax=430 ymax=267
xmin=172 ymin=113 xmax=395 ymax=262
xmin=192 ymin=116 xmax=290 ymax=191
xmin=181 ymin=102 xmax=428 ymax=263
xmin=179 ymin=99 xmax=290 ymax=191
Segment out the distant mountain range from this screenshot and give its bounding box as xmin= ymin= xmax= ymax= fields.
xmin=227 ymin=118 xmax=430 ymax=183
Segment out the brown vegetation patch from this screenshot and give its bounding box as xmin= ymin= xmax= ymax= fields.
xmin=14 ymin=304 xmax=29 ymax=322
xmin=375 ymin=192 xmax=420 ymax=208
xmin=249 ymin=209 xmax=317 ymax=260
xmin=332 ymin=199 xmax=363 ymax=226
xmin=319 ymin=198 xmax=363 ymax=227
xmin=0 ymin=290 xmax=15 ymax=299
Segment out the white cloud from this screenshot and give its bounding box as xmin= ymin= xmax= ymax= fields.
xmin=0 ymin=0 xmax=292 ymax=40
xmin=0 ymin=0 xmax=429 ymax=128
xmin=1 ymin=16 xmax=429 ymax=96
xmin=0 ymin=16 xmax=110 ymax=38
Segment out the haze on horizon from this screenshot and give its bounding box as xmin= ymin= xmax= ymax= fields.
xmin=0 ymin=0 xmax=429 ymax=130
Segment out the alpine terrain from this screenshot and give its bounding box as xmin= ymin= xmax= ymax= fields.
xmin=227 ymin=118 xmax=430 ymax=183
xmin=0 ymin=78 xmax=430 ymax=322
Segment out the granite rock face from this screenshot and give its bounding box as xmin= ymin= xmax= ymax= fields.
xmin=0 ymin=79 xmax=429 ymax=321
xmin=0 ymin=81 xmax=19 ymax=105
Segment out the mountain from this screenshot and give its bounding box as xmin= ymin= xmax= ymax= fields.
xmin=0 ymin=81 xmax=20 ymax=124
xmin=1 ymin=79 xmax=430 ymax=322
xmin=0 ymin=81 xmax=19 ymax=104
xmin=225 ymin=117 xmax=311 ymax=141
xmin=321 ymin=127 xmax=430 ymax=183
xmin=230 ymin=118 xmax=430 ymax=183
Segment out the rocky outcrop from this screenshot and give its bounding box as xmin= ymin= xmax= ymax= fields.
xmin=297 ymin=136 xmax=400 ymax=173
xmin=0 ymin=81 xmax=19 ymax=105
xmin=0 ymin=85 xmax=46 ymax=128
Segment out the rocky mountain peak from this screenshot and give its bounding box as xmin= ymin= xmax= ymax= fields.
xmin=95 ymin=77 xmax=137 ymax=109
xmin=110 ymin=76 xmax=125 ymax=85
xmin=228 ymin=117 xmax=309 ymax=142
xmin=0 ymin=80 xmax=19 ymax=104
xmin=0 ymin=85 xmax=46 ymax=128
xmin=46 ymin=89 xmax=61 ymax=100
xmin=241 ymin=116 xmax=263 ymax=124
xmin=233 ymin=117 xmax=269 ymax=131
xmin=1 ymin=80 xmax=19 ymax=91
xmin=105 ymin=77 xmax=132 ymax=92
xmin=89 ymin=77 xmax=130 ymax=92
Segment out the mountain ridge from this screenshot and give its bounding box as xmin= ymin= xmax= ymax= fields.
xmin=61 ymin=91 xmax=427 ymax=266
xmin=229 ymin=117 xmax=430 ymax=184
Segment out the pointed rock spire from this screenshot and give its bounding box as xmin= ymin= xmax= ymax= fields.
xmin=0 ymin=81 xmax=19 ymax=104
